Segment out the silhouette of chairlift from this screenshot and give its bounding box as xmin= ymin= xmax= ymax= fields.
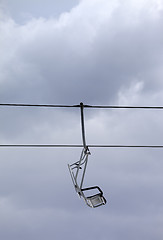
xmin=68 ymin=103 xmax=106 ymax=208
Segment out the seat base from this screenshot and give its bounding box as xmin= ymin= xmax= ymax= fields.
xmin=81 ymin=186 xmax=107 ymax=208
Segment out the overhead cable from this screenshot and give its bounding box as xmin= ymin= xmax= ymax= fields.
xmin=1 ymin=103 xmax=163 ymax=109
xmin=1 ymin=144 xmax=163 ymax=148
xmin=0 ymin=103 xmax=78 ymax=108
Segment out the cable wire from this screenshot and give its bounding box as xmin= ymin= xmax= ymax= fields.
xmin=1 ymin=103 xmax=163 ymax=149
xmin=0 ymin=103 xmax=79 ymax=108
xmin=1 ymin=144 xmax=163 ymax=148
xmin=1 ymin=103 xmax=163 ymax=109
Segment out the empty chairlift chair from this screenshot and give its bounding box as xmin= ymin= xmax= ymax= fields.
xmin=68 ymin=103 xmax=107 ymax=208
xmin=68 ymin=147 xmax=106 ymax=208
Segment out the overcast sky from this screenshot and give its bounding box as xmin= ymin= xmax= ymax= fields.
xmin=0 ymin=0 xmax=163 ymax=239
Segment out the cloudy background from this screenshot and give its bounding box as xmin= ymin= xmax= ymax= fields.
xmin=0 ymin=0 xmax=163 ymax=239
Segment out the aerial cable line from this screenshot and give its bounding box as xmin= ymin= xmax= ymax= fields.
xmin=1 ymin=101 xmax=163 ymax=149
xmin=0 ymin=103 xmax=78 ymax=108
xmin=1 ymin=144 xmax=163 ymax=148
xmin=1 ymin=103 xmax=163 ymax=109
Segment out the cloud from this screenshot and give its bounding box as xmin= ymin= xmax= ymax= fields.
xmin=0 ymin=0 xmax=163 ymax=105
xmin=0 ymin=0 xmax=163 ymax=239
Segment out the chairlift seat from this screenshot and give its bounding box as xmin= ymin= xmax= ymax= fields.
xmin=68 ymin=148 xmax=107 ymax=208
xmin=86 ymin=194 xmax=106 ymax=208
xmin=81 ymin=186 xmax=107 ymax=208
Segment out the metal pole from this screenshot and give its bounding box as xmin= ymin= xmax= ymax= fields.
xmin=80 ymin=154 xmax=89 ymax=189
xmin=80 ymin=102 xmax=87 ymax=149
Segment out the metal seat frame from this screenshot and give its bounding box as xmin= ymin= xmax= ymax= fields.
xmin=68 ymin=102 xmax=106 ymax=208
xmin=81 ymin=186 xmax=107 ymax=208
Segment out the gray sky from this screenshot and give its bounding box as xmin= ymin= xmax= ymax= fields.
xmin=0 ymin=0 xmax=79 ymax=22
xmin=0 ymin=0 xmax=163 ymax=239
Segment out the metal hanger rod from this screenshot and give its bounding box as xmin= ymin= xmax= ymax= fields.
xmin=80 ymin=102 xmax=87 ymax=149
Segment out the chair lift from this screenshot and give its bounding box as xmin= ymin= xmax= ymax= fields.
xmin=68 ymin=102 xmax=107 ymax=208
